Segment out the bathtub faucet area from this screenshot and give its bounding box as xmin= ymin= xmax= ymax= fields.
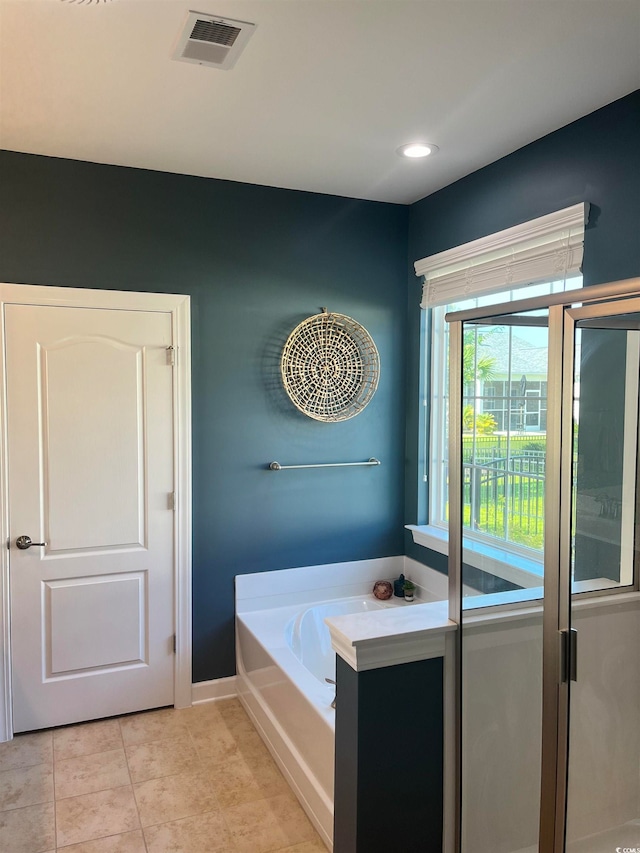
xmin=324 ymin=678 xmax=336 ymax=709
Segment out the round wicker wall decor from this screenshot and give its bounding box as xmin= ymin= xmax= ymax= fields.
xmin=281 ymin=310 xmax=380 ymax=422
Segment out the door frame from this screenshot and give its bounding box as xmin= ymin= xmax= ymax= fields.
xmin=0 ymin=283 xmax=192 ymax=741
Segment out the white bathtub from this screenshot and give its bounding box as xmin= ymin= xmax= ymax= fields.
xmin=235 ymin=557 xmax=446 ymax=849
xmin=285 ymin=597 xmax=392 ymax=682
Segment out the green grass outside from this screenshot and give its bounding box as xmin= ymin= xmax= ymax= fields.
xmin=445 ymin=433 xmax=549 ymax=552
xmin=461 ymin=467 xmax=546 ymax=552
xmin=463 ymin=499 xmax=544 ymax=551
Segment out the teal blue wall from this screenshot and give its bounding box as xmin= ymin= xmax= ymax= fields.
xmin=0 ymin=152 xmax=409 ymax=680
xmin=405 ymin=90 xmax=640 ymax=570
xmin=2 ymin=91 xmax=638 ymax=678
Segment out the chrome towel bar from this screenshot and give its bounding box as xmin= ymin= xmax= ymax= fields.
xmin=268 ymin=457 xmax=380 ymax=471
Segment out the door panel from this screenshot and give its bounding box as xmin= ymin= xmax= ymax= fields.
xmin=459 ymin=309 xmax=549 ymax=853
xmin=43 ymin=338 xmax=146 ymax=551
xmin=565 ymin=309 xmax=640 ymax=850
xmin=7 ymin=304 xmax=175 ymax=732
xmin=45 ymin=573 xmax=147 ymax=675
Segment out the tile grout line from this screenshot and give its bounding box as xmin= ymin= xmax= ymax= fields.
xmin=194 ymin=714 xmax=243 ymax=853
xmin=195 ymin=720 xmax=241 ymax=853
xmin=119 ymin=716 xmax=149 ymax=853
xmin=184 ymin=706 xmax=241 ymax=852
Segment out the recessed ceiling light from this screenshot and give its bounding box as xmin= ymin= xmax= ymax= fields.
xmin=397 ymin=142 xmax=439 ymax=159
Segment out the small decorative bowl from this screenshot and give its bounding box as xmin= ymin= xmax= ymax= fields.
xmin=373 ymin=580 xmax=393 ymax=600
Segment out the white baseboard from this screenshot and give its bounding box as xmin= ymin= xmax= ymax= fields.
xmin=191 ymin=676 xmax=237 ymax=705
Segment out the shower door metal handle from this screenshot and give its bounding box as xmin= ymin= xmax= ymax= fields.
xmin=560 ymin=628 xmax=578 ymax=683
xmin=15 ymin=535 xmax=47 ymax=550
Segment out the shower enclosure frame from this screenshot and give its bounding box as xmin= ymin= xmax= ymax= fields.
xmin=446 ymin=276 xmax=640 ymax=853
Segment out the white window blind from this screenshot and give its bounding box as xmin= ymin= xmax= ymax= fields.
xmin=415 ymin=202 xmax=589 ymax=309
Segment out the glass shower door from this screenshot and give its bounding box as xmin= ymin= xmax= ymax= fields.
xmin=449 ymin=283 xmax=640 ymax=853
xmin=564 ymin=305 xmax=640 ymax=853
xmin=457 ymin=308 xmax=550 ymax=853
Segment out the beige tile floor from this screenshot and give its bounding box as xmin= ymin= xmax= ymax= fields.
xmin=0 ymin=699 xmax=328 ymax=853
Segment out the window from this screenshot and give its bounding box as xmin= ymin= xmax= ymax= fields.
xmin=431 ymin=279 xmax=581 ymax=559
xmin=409 ymin=204 xmax=589 ymax=590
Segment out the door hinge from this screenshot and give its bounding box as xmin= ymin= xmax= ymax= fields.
xmin=173 ymin=634 xmax=177 ymax=654
xmin=168 ymin=492 xmax=177 ymax=511
xmin=166 ymin=345 xmax=176 ymax=366
xmin=560 ymin=628 xmax=578 ymax=683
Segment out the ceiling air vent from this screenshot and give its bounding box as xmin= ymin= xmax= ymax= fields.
xmin=173 ymin=11 xmax=256 ymax=71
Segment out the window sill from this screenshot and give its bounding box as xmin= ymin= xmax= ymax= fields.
xmin=407 ymin=525 xmax=633 ymax=610
xmin=406 ymin=524 xmax=448 ymax=555
xmin=406 ymin=524 xmax=543 ymax=589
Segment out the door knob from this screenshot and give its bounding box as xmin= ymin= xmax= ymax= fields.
xmin=15 ymin=535 xmax=47 ymax=550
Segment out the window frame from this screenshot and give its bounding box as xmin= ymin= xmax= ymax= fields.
xmin=416 ymin=289 xmax=576 ymax=590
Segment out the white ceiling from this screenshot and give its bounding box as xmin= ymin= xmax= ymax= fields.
xmin=1 ymin=0 xmax=639 ymax=205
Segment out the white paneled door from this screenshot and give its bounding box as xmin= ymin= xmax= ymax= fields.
xmin=6 ymin=304 xmax=175 ymax=732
